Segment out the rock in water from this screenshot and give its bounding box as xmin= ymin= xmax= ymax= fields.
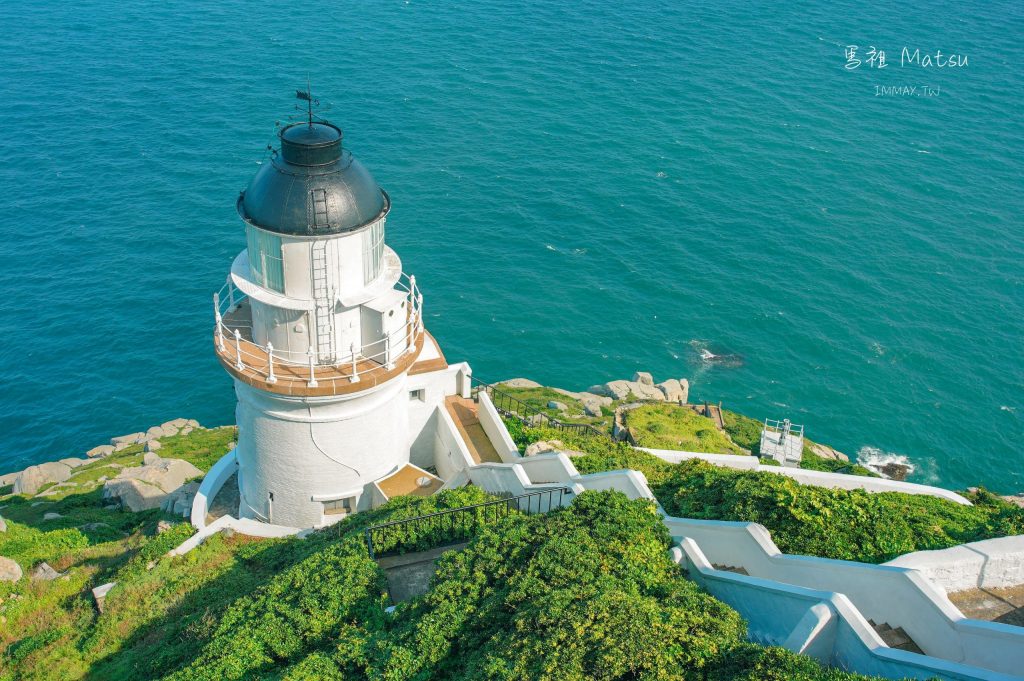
xmin=879 ymin=463 xmax=910 ymax=481
xmin=12 ymin=462 xmax=73 ymax=495
xmin=632 ymin=371 xmax=655 ymax=386
xmin=30 ymin=562 xmax=60 ymax=581
xmin=0 ymin=557 xmax=22 ymax=582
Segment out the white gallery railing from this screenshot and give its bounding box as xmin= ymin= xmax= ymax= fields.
xmin=212 ymin=273 xmax=424 ymax=388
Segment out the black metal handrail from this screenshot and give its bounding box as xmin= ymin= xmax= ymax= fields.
xmin=365 ymin=486 xmax=572 ymax=560
xmin=470 ymin=377 xmax=607 ymax=438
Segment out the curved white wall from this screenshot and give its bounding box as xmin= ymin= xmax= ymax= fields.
xmin=234 ymin=373 xmax=410 ymax=528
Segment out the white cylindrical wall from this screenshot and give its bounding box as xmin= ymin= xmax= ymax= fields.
xmin=233 ymin=374 xmax=410 ymax=528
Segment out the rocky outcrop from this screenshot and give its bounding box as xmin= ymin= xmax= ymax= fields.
xmin=12 ymin=462 xmax=73 ymax=495
xmin=498 ymin=378 xmax=542 ymax=388
xmin=546 ymin=401 xmax=568 ymax=412
xmin=550 ymin=388 xmax=612 ymax=417
xmin=0 ymin=556 xmax=22 ymax=582
xmin=656 ymin=378 xmax=689 ymax=403
xmin=160 ymin=481 xmax=200 ymax=518
xmin=632 ymin=371 xmax=655 ymax=386
xmin=809 ymin=442 xmax=849 ymax=462
xmin=102 ymin=457 xmax=203 ymax=512
xmin=525 ymin=440 xmax=564 ymax=457
xmin=92 ymin=582 xmax=116 ymax=613
xmin=86 ymin=445 xmax=115 ymax=458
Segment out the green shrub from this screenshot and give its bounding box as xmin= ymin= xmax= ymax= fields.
xmin=658 ymin=460 xmax=1024 ymax=563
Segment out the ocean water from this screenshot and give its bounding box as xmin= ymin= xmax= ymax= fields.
xmin=0 ymin=1 xmax=1021 ymax=492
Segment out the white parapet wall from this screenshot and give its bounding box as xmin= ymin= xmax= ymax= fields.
xmin=640 ymin=447 xmax=972 ymax=505
xmin=674 ymin=540 xmax=1020 ymax=681
xmin=432 ymin=404 xmax=477 ymax=480
xmin=476 ymin=392 xmax=521 ymax=463
xmin=191 ymin=448 xmax=240 ymax=530
xmin=665 ymin=517 xmax=1024 ymax=678
xmin=885 ymin=535 xmax=1024 ymax=593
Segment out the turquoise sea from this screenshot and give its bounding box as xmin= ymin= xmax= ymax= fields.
xmin=0 ymin=1 xmax=1021 ymax=492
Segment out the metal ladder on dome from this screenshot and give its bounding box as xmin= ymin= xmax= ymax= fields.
xmin=311 ymin=240 xmax=335 ymax=363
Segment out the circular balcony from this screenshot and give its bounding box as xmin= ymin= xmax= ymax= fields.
xmin=212 ymin=275 xmax=424 ymax=398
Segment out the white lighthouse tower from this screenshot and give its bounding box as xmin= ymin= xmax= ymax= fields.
xmin=211 ymin=98 xmax=473 ymax=529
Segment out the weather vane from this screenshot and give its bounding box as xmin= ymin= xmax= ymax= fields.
xmin=295 ymin=77 xmax=319 ymax=126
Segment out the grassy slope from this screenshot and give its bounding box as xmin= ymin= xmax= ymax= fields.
xmin=626 ymin=404 xmax=747 ymax=454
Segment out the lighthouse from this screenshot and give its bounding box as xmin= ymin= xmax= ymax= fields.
xmin=212 ymin=96 xmax=472 ymax=529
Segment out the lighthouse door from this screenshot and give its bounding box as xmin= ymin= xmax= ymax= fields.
xmin=310 ymin=240 xmax=336 ymax=363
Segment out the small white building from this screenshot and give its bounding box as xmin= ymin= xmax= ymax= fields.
xmin=212 ymin=110 xmax=473 ymax=529
xmin=760 ymin=418 xmax=804 ymax=467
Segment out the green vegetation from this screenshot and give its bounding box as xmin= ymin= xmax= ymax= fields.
xmin=658 ymin=460 xmax=1024 ymax=563
xmin=799 ymin=444 xmax=875 ymax=477
xmin=0 ymin=481 xmax=881 ymax=681
xmin=721 ymin=409 xmax=763 ymax=454
xmin=493 ymin=383 xmax=612 ymax=426
xmin=625 ymin=404 xmax=746 ymax=454
xmin=506 ymin=420 xmax=1024 ymax=564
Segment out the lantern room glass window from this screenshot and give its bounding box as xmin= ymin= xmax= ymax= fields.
xmin=362 ymin=218 xmax=386 ymax=284
xmin=246 ymin=226 xmax=285 ymax=293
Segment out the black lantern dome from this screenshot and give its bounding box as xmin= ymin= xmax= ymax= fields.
xmin=237 ymin=121 xmax=388 ymax=237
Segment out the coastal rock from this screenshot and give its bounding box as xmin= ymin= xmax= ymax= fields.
xmin=166 ymin=418 xmax=189 ymax=429
xmin=1000 ymin=493 xmax=1024 ymax=509
xmin=59 ymin=458 xmax=90 ymax=469
xmin=525 ymin=440 xmax=563 ymax=457
xmin=185 ymin=419 xmax=201 ymax=429
xmin=160 ymin=481 xmax=200 ymax=517
xmin=546 ymin=400 xmax=568 ymax=412
xmin=13 ymin=462 xmax=73 ymax=495
xmin=678 ymin=379 xmax=690 ymax=404
xmin=628 ymin=380 xmax=665 ymax=401
xmin=110 ymin=432 xmax=146 ymax=447
xmin=102 ymin=458 xmax=203 ymax=512
xmin=0 ymin=470 xmax=19 ymax=487
xmin=143 ymin=452 xmax=161 ymax=466
xmin=580 ymin=394 xmax=609 ymax=417
xmin=632 ymin=371 xmax=655 ymax=386
xmin=0 ymin=557 xmax=22 ymax=582
xmin=809 ymin=442 xmax=849 ymax=462
xmin=656 ymin=379 xmax=686 ymax=402
xmin=879 ymin=463 xmax=910 ymax=481
xmin=30 ymin=562 xmax=61 ymax=581
xmin=499 ymin=378 xmax=542 ymax=389
xmin=595 ymin=380 xmax=633 ymax=400
xmin=86 ymin=445 xmax=115 ymax=458
xmin=103 ymin=479 xmax=166 ymax=512
xmin=145 ymin=440 xmax=162 ymax=453
xmin=179 ymin=426 xmax=194 ymax=436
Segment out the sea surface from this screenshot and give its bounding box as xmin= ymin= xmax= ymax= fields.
xmin=0 ymin=0 xmax=1021 ymax=492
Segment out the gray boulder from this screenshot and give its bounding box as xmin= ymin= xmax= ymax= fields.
xmin=546 ymin=400 xmax=568 ymax=412
xmin=632 ymin=371 xmax=655 ymax=386
xmin=656 ymin=379 xmax=686 ymax=402
xmin=86 ymin=445 xmax=115 ymax=458
xmin=59 ymin=458 xmax=90 ymax=469
xmin=627 ymin=380 xmax=665 ymax=401
xmin=593 ymin=380 xmax=633 ymax=400
xmin=499 ymin=378 xmax=543 ymax=388
xmin=43 ymin=512 xmax=63 ymax=520
xmin=30 ymin=562 xmax=61 ymax=581
xmin=678 ymin=378 xmax=689 ymax=404
xmin=13 ymin=462 xmax=73 ymax=495
xmin=0 ymin=470 xmax=19 ymax=487
xmin=809 ymin=443 xmax=849 ymax=462
xmin=92 ymin=582 xmax=116 ymax=613
xmin=525 ymin=440 xmax=564 ymax=457
xmin=0 ymin=556 xmax=22 ymax=582
xmin=143 ymin=452 xmax=161 ymax=465
xmin=102 ymin=458 xmax=203 ymax=512
xmin=144 ymin=440 xmax=162 ymax=453
xmin=110 ymin=432 xmax=146 ymax=447
xmin=160 ymin=481 xmax=200 ymax=517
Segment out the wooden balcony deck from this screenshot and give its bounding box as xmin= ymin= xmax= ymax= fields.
xmin=215 ymin=303 xmax=424 ymax=398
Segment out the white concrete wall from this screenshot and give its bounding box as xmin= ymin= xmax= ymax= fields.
xmin=476 ymin=392 xmax=521 ymax=463
xmin=432 ymin=403 xmax=476 ymax=481
xmin=673 ymin=541 xmax=1020 ymax=681
xmin=885 ymin=535 xmax=1024 ymax=593
xmin=234 ymin=374 xmax=410 ymax=528
xmin=664 ymin=517 xmax=1024 ymax=676
xmin=407 ymin=363 xmax=465 ymax=470
xmin=190 ymin=448 xmax=239 ymax=530
xmin=641 ymin=448 xmax=972 ymax=505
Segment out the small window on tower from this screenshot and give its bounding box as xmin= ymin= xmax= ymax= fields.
xmin=409 ymin=389 xmax=425 ymax=402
